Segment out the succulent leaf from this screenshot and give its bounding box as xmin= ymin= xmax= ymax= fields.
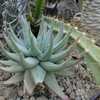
xmin=54 ymin=22 xmax=64 ymax=45
xmin=1 ymin=48 xmax=19 ymax=61
xmin=0 ymin=60 xmax=18 ymax=66
xmin=3 ymin=34 xmax=16 ymax=52
xmin=30 ymin=31 xmax=42 ymax=57
xmin=53 ymin=33 xmax=71 ymax=53
xmin=24 ymin=57 xmax=39 ymax=68
xmin=40 ymin=58 xmax=71 ymax=72
xmin=39 ymin=27 xmax=53 ymax=60
xmin=8 ymin=25 xmax=24 ymax=46
xmin=45 ymin=73 xmax=65 ymax=99
xmin=37 ymin=21 xmax=48 ymax=52
xmin=18 ymin=53 xmax=39 ymax=69
xmin=50 ymin=38 xmax=79 ymax=62
xmin=0 ymin=65 xmax=24 ymax=73
xmin=31 ymin=65 xmax=46 ymax=84
xmin=24 ymin=70 xmax=34 ymax=94
xmin=50 ymin=48 xmax=71 ymax=62
xmin=8 ymin=33 xmax=30 ymax=55
xmin=20 ymin=16 xmax=31 ymax=47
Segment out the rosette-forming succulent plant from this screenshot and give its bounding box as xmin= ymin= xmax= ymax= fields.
xmin=0 ymin=16 xmax=81 ymax=99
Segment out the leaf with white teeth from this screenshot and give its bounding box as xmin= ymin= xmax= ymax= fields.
xmin=4 ymin=73 xmax=24 ymax=84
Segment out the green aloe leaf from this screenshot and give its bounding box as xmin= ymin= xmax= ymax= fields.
xmin=24 ymin=70 xmax=34 ymax=95
xmin=41 ymin=57 xmax=82 ymax=72
xmin=54 ymin=22 xmax=64 ymax=44
xmin=31 ymin=65 xmax=46 ymax=84
xmin=8 ymin=33 xmax=30 ymax=55
xmin=50 ymin=38 xmax=79 ymax=62
xmin=41 ymin=58 xmax=70 ymax=72
xmin=20 ymin=16 xmax=31 ymax=47
xmin=37 ymin=21 xmax=48 ymax=52
xmin=29 ymin=31 xmax=42 ymax=57
xmin=3 ymin=34 xmax=16 ymax=52
xmin=8 ymin=24 xmax=24 ymax=46
xmin=53 ymin=33 xmax=71 ymax=53
xmin=0 ymin=65 xmax=24 ymax=73
xmin=18 ymin=53 xmax=38 ymax=69
xmin=0 ymin=60 xmax=18 ymax=66
xmin=24 ymin=57 xmax=39 ymax=68
xmin=45 ymin=73 xmax=65 ymax=99
xmin=1 ymin=48 xmax=19 ymax=62
xmin=39 ymin=26 xmax=53 ymax=60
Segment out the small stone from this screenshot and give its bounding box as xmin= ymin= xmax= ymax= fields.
xmin=75 ymin=96 xmax=81 ymax=100
xmin=70 ymin=92 xmax=75 ymax=99
xmin=22 ymin=98 xmax=29 ymax=100
xmin=30 ymin=97 xmax=35 ymax=100
xmin=0 ymin=96 xmax=5 ymax=100
xmin=67 ymin=88 xmax=72 ymax=94
xmin=73 ymin=84 xmax=76 ymax=90
xmin=18 ymin=89 xmax=24 ymax=97
xmin=36 ymin=96 xmax=48 ymax=100
xmin=62 ymin=96 xmax=69 ymax=100
xmin=4 ymin=87 xmax=17 ymax=98
xmin=15 ymin=97 xmax=21 ymax=100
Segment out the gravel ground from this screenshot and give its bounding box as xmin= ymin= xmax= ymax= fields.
xmin=0 ymin=57 xmax=99 ymax=100
xmin=0 ymin=29 xmax=100 ymax=100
